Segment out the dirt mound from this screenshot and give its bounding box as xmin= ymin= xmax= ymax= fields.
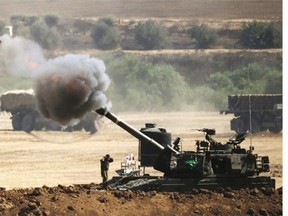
xmin=0 ymin=184 xmax=282 ymax=216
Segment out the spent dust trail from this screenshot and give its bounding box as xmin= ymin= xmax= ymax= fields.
xmin=26 ymin=131 xmax=95 ymax=144
xmin=23 ymin=117 xmax=107 ymax=144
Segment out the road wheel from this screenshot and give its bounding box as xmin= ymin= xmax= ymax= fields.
xmin=33 ymin=116 xmax=45 ymax=131
xmin=12 ymin=113 xmax=23 ymax=131
xmin=21 ymin=113 xmax=35 ymax=132
xmin=235 ymin=119 xmax=248 ymax=134
xmin=269 ymin=125 xmax=282 ymax=134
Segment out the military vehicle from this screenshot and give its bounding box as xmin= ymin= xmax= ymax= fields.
xmin=0 ymin=89 xmax=97 ymax=133
xmin=220 ymin=94 xmax=282 ymax=134
xmin=95 ymin=107 xmax=275 ymax=192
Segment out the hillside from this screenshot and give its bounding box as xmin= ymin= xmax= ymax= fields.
xmin=0 ymin=0 xmax=282 ymax=86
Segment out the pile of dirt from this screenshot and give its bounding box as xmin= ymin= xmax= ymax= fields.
xmin=0 ymin=184 xmax=282 ymax=216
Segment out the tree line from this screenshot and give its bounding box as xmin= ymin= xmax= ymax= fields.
xmin=0 ymin=15 xmax=282 ymax=50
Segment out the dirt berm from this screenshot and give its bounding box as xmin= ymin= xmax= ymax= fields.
xmin=0 ymin=184 xmax=282 ymax=216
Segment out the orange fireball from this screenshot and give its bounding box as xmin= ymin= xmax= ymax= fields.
xmin=51 ymin=74 xmax=62 ymax=83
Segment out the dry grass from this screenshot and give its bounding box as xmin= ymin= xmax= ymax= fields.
xmin=0 ymin=0 xmax=282 ymax=20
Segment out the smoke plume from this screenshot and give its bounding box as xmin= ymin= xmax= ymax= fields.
xmin=0 ymin=34 xmax=46 ymax=77
xmin=0 ymin=34 xmax=111 ymax=126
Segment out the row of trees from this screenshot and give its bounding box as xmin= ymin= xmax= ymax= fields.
xmin=0 ymin=52 xmax=281 ymax=112
xmin=107 ymin=57 xmax=282 ymax=111
xmin=91 ymin=18 xmax=282 ymax=50
xmin=0 ymin=15 xmax=282 ymax=50
xmin=0 ymin=14 xmax=61 ymax=50
xmin=0 ymin=55 xmax=281 ymax=112
xmin=105 ymin=55 xmax=188 ymax=111
xmin=189 ymin=63 xmax=282 ymax=110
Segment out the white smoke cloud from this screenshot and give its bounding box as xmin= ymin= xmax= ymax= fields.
xmin=35 ymin=54 xmax=111 ymax=125
xmin=0 ymin=34 xmax=46 ymax=78
xmin=0 ymin=34 xmax=111 ymax=125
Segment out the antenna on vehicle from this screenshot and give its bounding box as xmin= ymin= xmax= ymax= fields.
xmin=248 ymin=71 xmax=253 ymax=148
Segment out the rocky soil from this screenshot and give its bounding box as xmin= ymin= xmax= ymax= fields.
xmin=0 ymin=184 xmax=282 ymax=216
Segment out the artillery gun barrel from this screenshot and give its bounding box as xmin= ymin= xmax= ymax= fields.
xmin=96 ymin=107 xmax=166 ymax=151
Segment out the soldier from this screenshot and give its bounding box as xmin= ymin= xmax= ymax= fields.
xmin=100 ymin=154 xmax=114 ymax=187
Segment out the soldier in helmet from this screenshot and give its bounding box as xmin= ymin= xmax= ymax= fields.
xmin=100 ymin=154 xmax=114 ymax=187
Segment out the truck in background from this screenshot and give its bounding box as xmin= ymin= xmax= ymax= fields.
xmin=0 ymin=89 xmax=97 ymax=133
xmin=220 ymin=94 xmax=282 ymax=134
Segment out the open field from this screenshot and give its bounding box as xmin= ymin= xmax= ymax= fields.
xmin=0 ymin=0 xmax=282 ymax=20
xmin=0 ymin=111 xmax=282 ymax=189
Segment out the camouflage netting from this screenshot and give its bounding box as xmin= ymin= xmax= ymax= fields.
xmin=0 ymin=89 xmax=35 ymax=111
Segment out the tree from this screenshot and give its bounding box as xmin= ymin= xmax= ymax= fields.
xmin=106 ymin=55 xmax=188 ymax=111
xmin=134 ymin=19 xmax=170 ymax=50
xmin=239 ymin=21 xmax=282 ymax=49
xmin=208 ymin=63 xmax=282 ymax=95
xmin=31 ymin=22 xmax=61 ymax=50
xmin=44 ymin=14 xmax=60 ymax=27
xmin=91 ymin=19 xmax=121 ymax=50
xmin=189 ymin=24 xmax=218 ymax=48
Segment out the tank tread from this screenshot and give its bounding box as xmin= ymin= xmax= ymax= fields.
xmin=106 ymin=176 xmax=275 ymax=192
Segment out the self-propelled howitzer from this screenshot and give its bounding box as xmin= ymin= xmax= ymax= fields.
xmin=96 ymin=107 xmax=275 ymax=191
xmin=96 ymin=107 xmax=179 ymax=175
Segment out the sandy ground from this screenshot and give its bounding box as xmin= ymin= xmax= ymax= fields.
xmin=0 ymin=111 xmax=282 ymax=190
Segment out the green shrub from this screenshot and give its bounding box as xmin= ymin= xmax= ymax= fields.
xmin=208 ymin=73 xmax=238 ymax=93
xmin=239 ymin=21 xmax=282 ymax=49
xmin=31 ymin=22 xmax=61 ymax=50
xmin=188 ymin=86 xmax=226 ymax=111
xmin=106 ymin=55 xmax=188 ymax=111
xmin=91 ymin=20 xmax=121 ymax=50
xmin=207 ymin=63 xmax=282 ymax=108
xmin=186 ymin=63 xmax=282 ymax=110
xmin=264 ymin=69 xmax=282 ymax=94
xmin=134 ymin=19 xmax=170 ymax=50
xmin=44 ymin=14 xmax=60 ymax=27
xmin=189 ymin=24 xmax=218 ymax=48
